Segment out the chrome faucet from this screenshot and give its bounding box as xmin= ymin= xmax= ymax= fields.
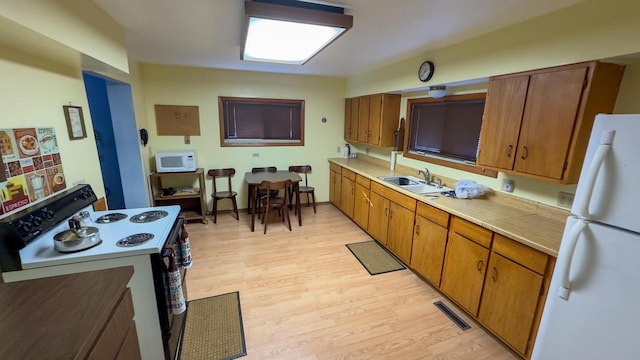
xmin=417 ymin=168 xmax=430 ymax=184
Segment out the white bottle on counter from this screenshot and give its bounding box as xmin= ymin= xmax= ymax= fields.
xmin=344 ymin=144 xmax=350 ymax=159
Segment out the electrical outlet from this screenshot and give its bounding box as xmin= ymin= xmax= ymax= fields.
xmin=558 ymin=191 xmax=575 ymax=208
xmin=252 ymin=153 xmax=260 ymax=157
xmin=501 ymin=179 xmax=515 ymax=193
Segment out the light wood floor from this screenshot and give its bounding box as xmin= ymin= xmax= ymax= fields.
xmin=185 ymin=203 xmax=518 ymax=360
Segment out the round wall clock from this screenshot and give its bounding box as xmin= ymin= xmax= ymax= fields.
xmin=418 ymin=60 xmax=435 ymax=82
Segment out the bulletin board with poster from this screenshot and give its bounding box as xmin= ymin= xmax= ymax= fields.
xmin=0 ymin=127 xmax=67 ymax=218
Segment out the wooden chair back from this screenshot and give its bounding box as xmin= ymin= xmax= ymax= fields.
xmin=208 ymin=168 xmax=235 ymax=194
xmin=252 ymin=166 xmax=277 ymax=174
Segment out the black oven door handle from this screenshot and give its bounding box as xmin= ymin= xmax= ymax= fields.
xmin=160 ymin=217 xmax=184 ymax=259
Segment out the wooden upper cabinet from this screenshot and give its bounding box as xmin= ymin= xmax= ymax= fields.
xmin=344 ymin=93 xmax=400 ymax=147
xmin=477 ymin=61 xmax=625 ymax=183
xmin=344 ymin=97 xmax=353 ymax=140
xmin=357 ymin=96 xmax=371 ymax=143
xmin=476 ymin=76 xmax=529 ymax=170
xmin=514 ymin=67 xmax=587 ymax=178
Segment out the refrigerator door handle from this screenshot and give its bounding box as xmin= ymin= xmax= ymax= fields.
xmin=575 ymin=130 xmax=615 ymax=218
xmin=557 ymin=219 xmax=588 ymax=300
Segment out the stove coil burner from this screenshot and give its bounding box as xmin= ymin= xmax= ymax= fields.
xmin=116 ymin=233 xmax=155 ymax=247
xmin=95 ymin=213 xmax=128 ymax=223
xmin=129 ymin=210 xmax=169 ymax=223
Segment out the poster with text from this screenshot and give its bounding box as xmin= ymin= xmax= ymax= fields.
xmin=0 ymin=127 xmax=67 ymax=218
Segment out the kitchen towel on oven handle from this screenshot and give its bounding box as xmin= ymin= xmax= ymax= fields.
xmin=175 ymin=216 xmax=192 ymax=268
xmin=166 ymin=248 xmax=187 ymax=314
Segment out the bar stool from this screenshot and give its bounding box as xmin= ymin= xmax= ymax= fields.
xmin=288 ymin=165 xmax=316 ymax=213
xmin=208 ymin=168 xmax=239 ymax=224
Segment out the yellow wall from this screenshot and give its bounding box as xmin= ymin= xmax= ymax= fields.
xmin=140 ymin=64 xmax=346 ymax=211
xmin=0 ymin=0 xmax=128 ymax=73
xmin=346 ymin=0 xmax=640 ymax=208
xmin=0 ymin=2 xmax=134 ymax=204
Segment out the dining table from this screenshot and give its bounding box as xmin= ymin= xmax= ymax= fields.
xmin=244 ymin=170 xmax=303 ymax=232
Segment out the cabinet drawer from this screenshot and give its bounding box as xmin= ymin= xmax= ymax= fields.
xmin=451 ymin=217 xmax=493 ymax=248
xmin=356 ymin=174 xmax=371 ymax=188
xmin=342 ymin=168 xmax=356 ymax=181
xmin=330 ymin=163 xmax=342 ymax=174
xmin=416 ymin=202 xmax=449 ymax=228
xmin=371 ymin=182 xmax=416 ymax=211
xmin=492 ymin=234 xmax=548 ymax=274
xmin=88 ymin=288 xmax=135 ymax=360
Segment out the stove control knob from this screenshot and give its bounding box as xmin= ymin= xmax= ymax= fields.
xmin=17 ymin=220 xmax=33 ymax=235
xmin=80 ymin=189 xmax=93 ymax=200
xmin=42 ymin=209 xmax=55 ymax=220
xmin=30 ymin=215 xmax=43 ymax=228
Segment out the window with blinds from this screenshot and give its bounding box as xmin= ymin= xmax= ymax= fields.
xmin=406 ymin=94 xmax=485 ymax=164
xmin=219 ymin=97 xmax=304 ymax=146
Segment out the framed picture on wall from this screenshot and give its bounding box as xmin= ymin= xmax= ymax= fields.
xmin=63 ymin=105 xmax=87 ymax=140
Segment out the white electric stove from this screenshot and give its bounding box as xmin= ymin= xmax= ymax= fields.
xmin=16 ymin=205 xmax=181 ymax=270
xmin=0 ymin=185 xmax=187 ymax=360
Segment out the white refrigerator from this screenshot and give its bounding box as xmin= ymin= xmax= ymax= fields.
xmin=532 ymin=114 xmax=640 ymax=359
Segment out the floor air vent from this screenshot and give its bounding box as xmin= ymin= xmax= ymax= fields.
xmin=433 ymin=301 xmax=471 ymax=330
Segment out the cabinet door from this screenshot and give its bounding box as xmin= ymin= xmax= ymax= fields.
xmin=476 ymin=76 xmax=529 ymax=170
xmin=514 ymin=67 xmax=587 ymax=179
xmin=340 ymin=177 xmax=355 ymax=218
xmin=386 ymin=202 xmax=415 ymax=264
xmin=329 ymin=170 xmax=341 ymax=207
xmin=344 ymin=98 xmax=353 ymax=140
xmin=368 ymin=191 xmax=389 ymax=245
xmin=411 ymin=215 xmax=448 ymax=287
xmin=358 ymin=96 xmax=371 ymax=143
xmin=353 ymin=183 xmax=370 ymax=230
xmin=441 ymin=232 xmax=490 ymax=316
xmin=478 ymin=253 xmax=543 ymax=355
xmin=367 ymin=94 xmax=382 ymax=145
xmin=345 ymin=97 xmax=359 ymax=142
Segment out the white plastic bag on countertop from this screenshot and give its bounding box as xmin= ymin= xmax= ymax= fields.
xmin=454 ymin=180 xmax=490 ymax=199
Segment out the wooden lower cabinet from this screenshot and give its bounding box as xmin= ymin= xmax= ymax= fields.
xmin=329 ymin=164 xmax=341 ymax=207
xmin=478 ymin=253 xmax=543 ymax=355
xmin=411 ymin=219 xmax=448 ymax=287
xmin=386 ymin=202 xmax=415 ymax=263
xmin=478 ymin=234 xmax=550 ymax=357
xmin=441 ymin=231 xmax=490 ymax=315
xmin=353 ymin=175 xmax=371 ymax=230
xmin=340 ymin=169 xmax=356 ymax=218
xmin=368 ymin=183 xmax=416 ymax=261
xmin=368 ymin=191 xmax=390 ymax=245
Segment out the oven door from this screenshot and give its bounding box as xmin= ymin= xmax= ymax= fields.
xmin=151 ymin=216 xmax=186 ymax=360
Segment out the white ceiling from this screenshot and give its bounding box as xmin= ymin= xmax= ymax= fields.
xmin=92 ymin=0 xmax=586 ymax=78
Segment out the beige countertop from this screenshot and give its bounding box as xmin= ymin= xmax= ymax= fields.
xmin=329 ymin=157 xmax=567 ymax=257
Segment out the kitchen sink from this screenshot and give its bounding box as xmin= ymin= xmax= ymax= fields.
xmin=378 ymin=175 xmax=453 ymax=194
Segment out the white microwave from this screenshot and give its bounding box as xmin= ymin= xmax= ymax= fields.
xmin=155 ymin=151 xmax=196 ymax=173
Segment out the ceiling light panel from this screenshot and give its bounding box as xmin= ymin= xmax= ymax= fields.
xmin=241 ymin=0 xmax=353 ymax=65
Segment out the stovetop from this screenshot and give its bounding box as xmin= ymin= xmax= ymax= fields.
xmin=17 ymin=205 xmax=181 ymax=270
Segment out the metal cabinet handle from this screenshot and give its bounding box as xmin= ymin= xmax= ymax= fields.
xmin=389 ymin=209 xmax=393 ymax=219
xmin=476 ymin=260 xmax=484 ymax=271
xmin=384 ymin=207 xmax=388 ymax=217
xmin=415 ymin=224 xmax=420 ymax=236
xmin=521 ymin=146 xmax=529 ymax=160
xmin=505 ymin=144 xmax=513 ymax=157
xmin=491 ymin=267 xmax=498 ymax=281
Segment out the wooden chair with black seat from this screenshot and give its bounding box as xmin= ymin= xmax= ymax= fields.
xmin=249 ymin=166 xmax=278 ymax=217
xmin=258 ymin=179 xmax=292 ymax=234
xmin=207 ymin=168 xmax=239 ymax=224
xmin=288 ymin=165 xmax=316 ymax=214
